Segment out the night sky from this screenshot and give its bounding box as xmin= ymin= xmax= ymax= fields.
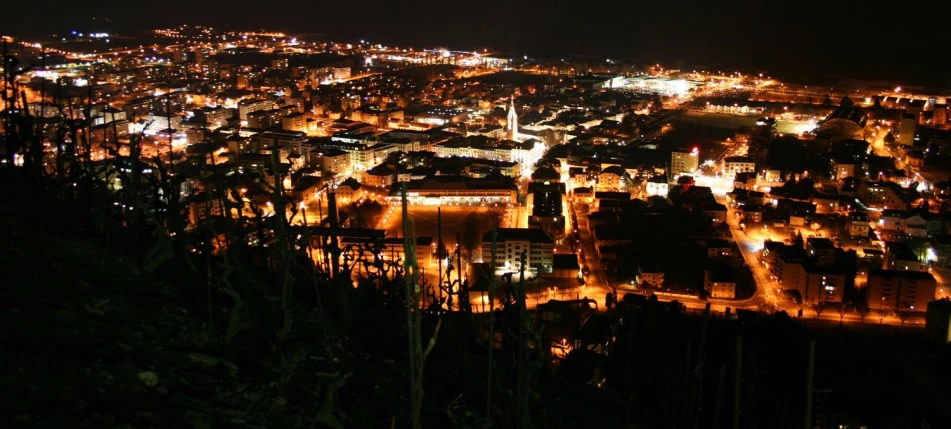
xmin=5 ymin=0 xmax=950 ymax=86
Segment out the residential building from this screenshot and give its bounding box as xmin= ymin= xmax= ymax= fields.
xmin=811 ymin=192 xmax=840 ymax=214
xmin=741 ymin=204 xmax=763 ymax=223
xmin=362 ymin=165 xmax=395 ymax=189
xmin=145 ymin=114 xmax=182 ymax=134
xmin=432 ymin=137 xmax=545 ymax=166
xmin=705 ymin=239 xmax=733 ymax=258
xmin=380 ymin=236 xmax=435 ymax=268
xmin=867 ymin=269 xmax=937 ymax=312
xmin=282 ymin=112 xmax=309 ymax=132
xmin=637 ymin=263 xmax=665 ymax=288
xmin=831 ymin=158 xmax=855 ymax=181
xmin=858 ymin=181 xmax=911 ymax=210
xmin=350 ymin=107 xmax=404 ymax=127
xmin=550 ymin=254 xmax=581 ymax=279
xmin=900 ymin=214 xmax=928 ymax=238
xmin=884 ymin=241 xmax=921 ymax=271
xmin=597 ymin=166 xmax=627 ymax=192
xmin=733 ymin=172 xmax=757 ymax=190
xmin=238 ymin=98 xmax=277 ymax=121
xmin=646 ymin=175 xmax=670 ymax=197
xmin=899 ymin=113 xmax=916 ymax=146
xmin=332 ymin=67 xmax=351 ymax=81
xmin=480 ymin=228 xmax=554 ymax=274
xmin=670 ymin=148 xmax=699 ymax=176
xmin=187 ymin=192 xmax=225 ymax=225
xmin=703 ymin=270 xmax=736 ymax=299
xmin=806 ymin=238 xmax=836 ymax=265
xmin=800 ymin=264 xmax=846 ymax=305
xmin=701 ymin=202 xmax=728 ymax=225
xmin=531 ymin=166 xmax=560 ymax=183
xmin=767 ymin=245 xmax=806 ymax=291
xmin=333 ymin=178 xmax=363 ymax=203
xmin=573 ymin=187 xmax=594 ymax=204
xmin=317 ymin=148 xmax=353 ymax=176
xmin=246 ymin=109 xmax=284 ymax=129
xmin=528 ymin=183 xmax=566 ymax=235
xmin=724 ymin=156 xmax=756 ymax=176
xmin=879 ymin=209 xmax=906 ymax=231
xmin=201 ymin=106 xmax=233 ymax=129
xmin=847 ymin=212 xmax=870 ymax=238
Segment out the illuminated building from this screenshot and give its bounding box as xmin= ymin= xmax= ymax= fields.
xmin=432 ymin=137 xmax=545 ymax=167
xmin=246 ymin=109 xmax=284 ymax=129
xmin=362 ymin=165 xmax=395 ymax=189
xmin=334 ymin=178 xmax=363 ymax=203
xmin=723 ymin=156 xmax=755 ymax=176
xmin=198 ymin=106 xmax=233 ymax=130
xmin=857 ymin=181 xmax=911 ymax=210
xmin=637 ymin=263 xmax=665 ymax=288
xmin=332 ymin=67 xmax=351 ymax=81
xmin=703 ymin=270 xmax=736 ymax=299
xmin=270 ymin=58 xmax=289 ymax=70
xmin=89 ymin=106 xmax=127 ymax=126
xmin=506 ymin=97 xmax=518 ymax=141
xmin=670 ymin=148 xmax=699 ymax=176
xmin=145 ymin=114 xmax=182 ymax=135
xmin=596 ymin=166 xmax=627 ymax=192
xmin=479 ymin=228 xmax=554 ymax=274
xmin=379 ymin=237 xmax=434 ymax=267
xmin=350 ymin=107 xmax=404 ymax=127
xmin=646 ymin=175 xmax=670 ymax=197
xmin=846 ymin=212 xmax=870 ymax=238
xmin=282 ymin=112 xmax=308 ymax=133
xmin=238 ymin=98 xmax=277 ymax=121
xmin=867 ymin=269 xmax=936 ymax=313
xmin=387 ymin=176 xmax=518 ymax=206
xmin=90 ymin=121 xmax=130 ymax=147
xmin=623 ymin=76 xmax=701 ymax=95
xmin=831 ymin=157 xmax=855 ymax=181
xmin=800 ymin=267 xmax=846 ymax=305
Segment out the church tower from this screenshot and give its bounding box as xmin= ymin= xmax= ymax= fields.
xmin=506 ymin=96 xmax=518 ymax=141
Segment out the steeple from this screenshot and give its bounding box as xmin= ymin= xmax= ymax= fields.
xmin=506 ymin=96 xmax=518 ymax=141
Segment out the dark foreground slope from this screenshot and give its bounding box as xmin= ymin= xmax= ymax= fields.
xmin=0 ymin=225 xmax=280 ymax=428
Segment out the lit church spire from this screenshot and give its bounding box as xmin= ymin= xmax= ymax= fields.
xmin=506 ymin=96 xmax=518 ymax=141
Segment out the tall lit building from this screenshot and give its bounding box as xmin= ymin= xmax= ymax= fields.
xmin=506 ymin=97 xmax=518 ymax=141
xmin=671 ymin=147 xmax=699 ymax=176
xmin=899 ymin=113 xmax=916 ymax=146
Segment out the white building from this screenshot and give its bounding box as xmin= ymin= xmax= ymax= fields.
xmin=724 ymin=156 xmax=756 ymax=176
xmin=646 ymin=175 xmax=670 ymax=197
xmin=480 ymin=228 xmax=554 ymax=274
xmin=238 ymin=98 xmax=277 ymax=121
